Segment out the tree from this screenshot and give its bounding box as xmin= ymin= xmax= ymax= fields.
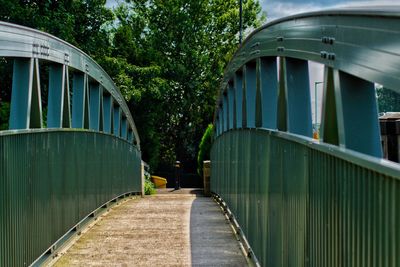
xmin=0 ymin=0 xmax=113 ymax=58
xmin=113 ymin=0 xmax=265 ymax=171
xmin=197 ymin=124 xmax=214 ymax=177
xmin=0 ymin=0 xmax=265 ymax=173
xmin=0 ymin=0 xmax=114 ymax=127
xmin=377 ymin=86 xmax=400 ymax=113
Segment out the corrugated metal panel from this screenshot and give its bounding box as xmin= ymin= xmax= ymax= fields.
xmin=0 ymin=130 xmax=141 ymax=266
xmin=211 ymin=128 xmax=400 ymax=267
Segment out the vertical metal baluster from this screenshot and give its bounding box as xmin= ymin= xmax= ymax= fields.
xmin=113 ymin=105 xmax=121 ymax=137
xmin=30 ymin=58 xmax=43 ymax=128
xmin=47 ymin=63 xmax=66 ymax=128
xmin=127 ymin=128 xmax=133 ymax=143
xmin=121 ymin=116 xmax=128 ymax=140
xmin=244 ymin=62 xmax=257 ymax=128
xmin=235 ymin=71 xmax=243 ymax=129
xmin=284 ymin=57 xmax=313 ymax=137
xmin=9 ymin=58 xmax=34 ymax=129
xmin=223 ymin=90 xmax=229 ymax=131
xmin=320 ymin=66 xmax=339 ymax=145
xmin=102 ymin=94 xmax=112 ymax=134
xmin=228 ymin=82 xmax=235 ymax=130
xmin=71 ymin=72 xmax=87 ymax=129
xmin=333 ymin=70 xmax=382 ymax=157
xmin=89 ymin=82 xmax=101 ymax=131
xmin=219 ymin=105 xmax=224 ymax=134
xmin=277 ymin=57 xmax=287 ymax=132
xmin=62 ymin=66 xmax=71 ymax=128
xmin=258 ymin=57 xmax=278 ymax=129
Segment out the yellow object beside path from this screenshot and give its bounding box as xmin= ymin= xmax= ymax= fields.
xmin=151 ymin=176 xmax=167 ymax=188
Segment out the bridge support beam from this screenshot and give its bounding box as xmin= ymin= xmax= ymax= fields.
xmin=280 ymin=57 xmax=312 ymax=137
xmin=127 ymin=128 xmax=133 ymax=143
xmin=218 ymin=105 xmax=223 ymax=135
xmin=9 ymin=58 xmax=43 ymax=129
xmin=223 ymin=91 xmax=229 ymax=131
xmin=216 ymin=116 xmax=221 ymax=136
xmin=47 ymin=64 xmax=70 ymax=128
xmin=89 ymin=82 xmax=102 ymax=131
xmin=121 ymin=116 xmax=128 ymax=140
xmin=227 ymin=82 xmax=236 ymax=130
xmin=48 ymin=63 xmax=70 ymax=128
xmin=321 ymin=67 xmax=339 ymax=145
xmin=72 ymin=72 xmax=89 ymax=129
xmin=257 ymin=57 xmax=278 ymax=129
xmin=102 ymin=94 xmax=112 ymax=134
xmin=244 ymin=62 xmax=257 ymax=128
xmin=234 ymin=71 xmax=243 ymax=128
xmin=333 ymin=70 xmax=382 ymax=157
xmin=113 ymin=106 xmax=121 ymax=137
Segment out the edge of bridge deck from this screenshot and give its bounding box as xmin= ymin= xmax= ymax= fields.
xmin=32 ymin=192 xmax=141 ymax=267
xmin=46 ymin=189 xmax=255 ymax=266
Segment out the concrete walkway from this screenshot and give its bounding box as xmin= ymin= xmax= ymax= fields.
xmin=51 ymin=189 xmax=248 ymax=266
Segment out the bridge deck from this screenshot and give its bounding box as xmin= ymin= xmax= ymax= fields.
xmin=51 ymin=189 xmax=248 ymax=266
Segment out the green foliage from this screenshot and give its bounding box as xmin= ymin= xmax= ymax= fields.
xmin=0 ymin=0 xmax=114 ymax=58
xmin=111 ymin=0 xmax=264 ymax=171
xmin=377 ymin=86 xmax=400 ymax=112
xmin=0 ymin=0 xmax=264 ymax=173
xmin=197 ymin=124 xmax=214 ymax=176
xmin=0 ymin=102 xmax=9 ymax=130
xmin=144 ymin=174 xmax=156 ymax=195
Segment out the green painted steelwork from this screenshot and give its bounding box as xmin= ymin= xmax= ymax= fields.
xmin=211 ymin=129 xmax=400 ymax=266
xmin=0 ymin=130 xmax=141 ymax=267
xmin=102 ymin=94 xmax=113 ymax=134
xmin=244 ymin=63 xmax=256 ymax=128
xmin=0 ymin=22 xmax=142 ymax=266
xmin=214 ymin=6 xmax=400 ymax=157
xmin=48 ymin=63 xmax=69 ymax=128
xmin=0 ymin=21 xmax=140 ymax=146
xmin=258 ymin=57 xmax=277 ymax=129
xmin=113 ymin=106 xmax=121 ymax=137
xmin=227 ymin=83 xmax=235 ymax=130
xmin=71 ymin=73 xmax=89 ymax=129
xmin=234 ymin=72 xmax=243 ymax=128
xmin=89 ymin=82 xmax=102 ymax=131
xmin=212 ymin=6 xmax=400 ymax=266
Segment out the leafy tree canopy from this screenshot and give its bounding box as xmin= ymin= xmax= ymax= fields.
xmin=377 ymin=86 xmax=400 ymax=113
xmin=111 ymin=0 xmax=265 ymax=171
xmin=0 ymin=0 xmax=265 ymax=172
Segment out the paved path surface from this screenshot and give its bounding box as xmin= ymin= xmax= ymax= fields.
xmin=52 ymin=189 xmax=248 ymax=266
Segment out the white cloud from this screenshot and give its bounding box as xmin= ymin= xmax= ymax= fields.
xmin=262 ymin=1 xmax=325 ymax=22
xmin=261 ymin=0 xmax=400 ymax=22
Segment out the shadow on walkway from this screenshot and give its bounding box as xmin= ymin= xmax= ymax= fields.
xmin=189 ymin=195 xmax=248 ymax=266
xmin=51 ymin=188 xmax=247 ymax=266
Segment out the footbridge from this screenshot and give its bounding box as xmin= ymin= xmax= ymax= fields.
xmin=212 ymin=6 xmax=400 ymax=267
xmin=1 ymin=6 xmax=400 ymax=267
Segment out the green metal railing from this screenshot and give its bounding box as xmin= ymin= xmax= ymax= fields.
xmin=0 ymin=22 xmax=142 ymax=266
xmin=211 ymin=7 xmax=400 ymax=267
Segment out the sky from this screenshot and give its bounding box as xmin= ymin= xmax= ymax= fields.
xmin=107 ymin=0 xmax=397 ymax=22
xmin=260 ymin=0 xmax=396 ymax=21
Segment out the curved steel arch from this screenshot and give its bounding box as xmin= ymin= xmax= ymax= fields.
xmin=222 ymin=6 xmax=400 ymax=93
xmin=214 ymin=6 xmax=400 ymax=158
xmin=0 ymin=22 xmax=143 ymax=266
xmin=0 ymin=21 xmax=140 ymax=148
xmin=212 ymin=7 xmax=400 ymax=267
